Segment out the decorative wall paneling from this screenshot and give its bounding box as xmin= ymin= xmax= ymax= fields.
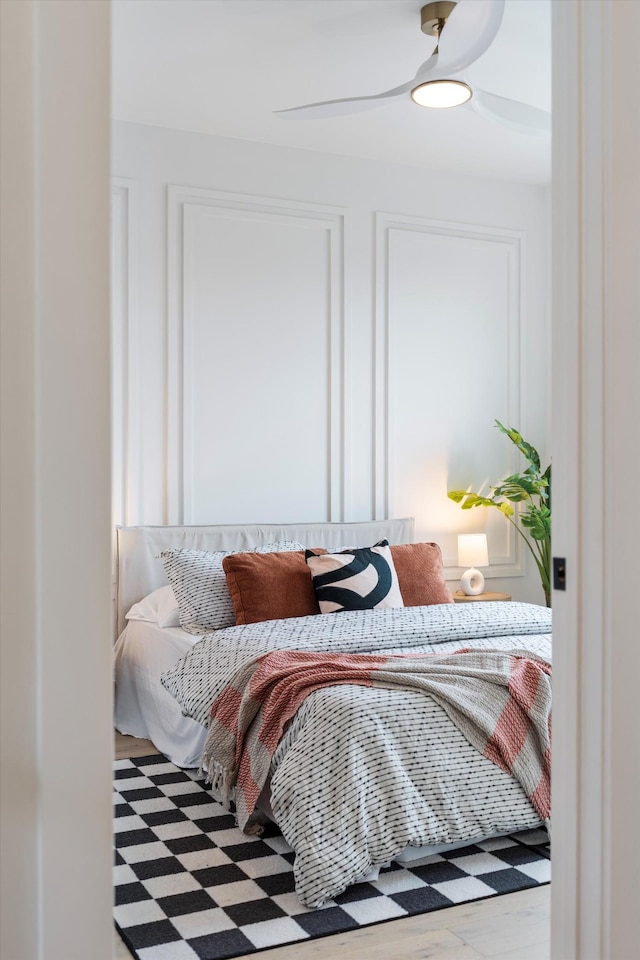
xmin=167 ymin=186 xmax=347 ymax=526
xmin=111 ymin=178 xmax=140 ymax=528
xmin=375 ymin=214 xmax=526 ymax=580
xmin=112 ymin=121 xmax=550 ymax=601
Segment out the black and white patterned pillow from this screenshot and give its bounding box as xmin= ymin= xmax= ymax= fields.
xmin=305 ymin=539 xmax=404 ymax=614
xmin=159 ymin=541 xmax=304 ymax=634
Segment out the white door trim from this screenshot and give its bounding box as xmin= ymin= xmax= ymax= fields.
xmin=551 ymin=1 xmax=640 ymax=957
xmin=0 ymin=2 xmax=113 ymax=958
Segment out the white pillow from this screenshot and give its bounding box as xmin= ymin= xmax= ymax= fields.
xmin=125 ymin=585 xmax=180 ymax=629
xmin=159 ymin=540 xmax=304 ymax=634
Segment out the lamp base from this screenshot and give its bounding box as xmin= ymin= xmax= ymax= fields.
xmin=460 ymin=567 xmax=485 ymax=596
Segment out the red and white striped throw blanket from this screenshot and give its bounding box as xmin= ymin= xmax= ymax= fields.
xmin=202 ymin=647 xmax=551 ymax=831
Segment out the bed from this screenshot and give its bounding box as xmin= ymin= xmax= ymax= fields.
xmin=113 ymin=519 xmax=552 ymax=908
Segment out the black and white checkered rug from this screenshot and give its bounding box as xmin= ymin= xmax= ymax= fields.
xmin=114 ymin=754 xmax=550 ymax=960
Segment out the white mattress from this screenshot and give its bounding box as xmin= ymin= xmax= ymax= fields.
xmin=113 ymin=620 xmax=207 ymax=767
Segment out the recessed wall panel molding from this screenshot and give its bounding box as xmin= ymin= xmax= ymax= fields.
xmin=375 ymin=213 xmax=526 ymax=580
xmin=167 ymin=186 xmax=347 ymax=525
xmin=111 ymin=179 xmax=140 ymax=528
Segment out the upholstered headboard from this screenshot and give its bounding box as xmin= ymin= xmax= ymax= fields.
xmin=115 ymin=518 xmax=415 ymax=637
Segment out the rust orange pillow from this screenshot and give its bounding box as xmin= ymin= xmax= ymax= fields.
xmin=389 ymin=542 xmax=453 ymax=606
xmin=223 ymin=549 xmax=326 ymax=625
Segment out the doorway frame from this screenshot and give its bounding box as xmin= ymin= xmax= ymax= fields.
xmin=2 ymin=1 xmax=640 ymax=957
xmin=550 ymin=1 xmax=640 ymax=957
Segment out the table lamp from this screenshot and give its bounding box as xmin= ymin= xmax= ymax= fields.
xmin=457 ymin=533 xmax=489 ymax=596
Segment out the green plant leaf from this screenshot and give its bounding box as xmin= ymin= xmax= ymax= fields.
xmin=499 ymin=472 xmax=548 ymax=493
xmin=491 ymin=482 xmax=533 ymax=502
xmin=541 ymin=464 xmax=552 ymax=509
xmin=495 ymin=420 xmax=541 ymax=474
xmin=460 ymin=494 xmax=497 ymax=510
xmin=521 ymin=505 xmax=551 ymax=540
xmin=447 ymin=490 xmax=514 ymax=514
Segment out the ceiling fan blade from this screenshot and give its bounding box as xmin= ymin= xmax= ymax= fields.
xmin=470 ymin=88 xmax=551 ymax=134
xmin=274 ymin=77 xmax=416 ymax=119
xmin=437 ymin=0 xmax=505 ymax=74
xmin=413 ymin=49 xmax=439 ymax=81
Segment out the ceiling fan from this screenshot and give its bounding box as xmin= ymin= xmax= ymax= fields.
xmin=275 ymin=0 xmax=549 ymax=135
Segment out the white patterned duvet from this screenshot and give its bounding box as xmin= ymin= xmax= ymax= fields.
xmin=161 ymin=602 xmax=552 ymax=907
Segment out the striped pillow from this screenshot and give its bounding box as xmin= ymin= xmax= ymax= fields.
xmin=305 ymin=540 xmax=404 ymax=614
xmin=160 ymin=541 xmax=304 ymax=634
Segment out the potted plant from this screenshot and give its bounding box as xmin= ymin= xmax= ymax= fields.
xmin=448 ymin=421 xmax=551 ymax=607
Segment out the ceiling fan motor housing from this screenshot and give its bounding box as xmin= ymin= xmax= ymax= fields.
xmin=420 ymin=1 xmax=457 ymax=37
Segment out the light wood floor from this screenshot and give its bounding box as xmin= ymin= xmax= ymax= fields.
xmin=114 ymin=732 xmax=550 ymax=960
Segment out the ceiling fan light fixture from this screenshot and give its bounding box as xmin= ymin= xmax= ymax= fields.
xmin=410 ymin=79 xmax=472 ymax=109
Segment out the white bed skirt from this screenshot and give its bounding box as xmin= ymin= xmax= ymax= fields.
xmin=114 ymin=620 xmax=206 ymax=767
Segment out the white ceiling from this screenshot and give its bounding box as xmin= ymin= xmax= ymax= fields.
xmin=112 ymin=0 xmax=551 ymax=185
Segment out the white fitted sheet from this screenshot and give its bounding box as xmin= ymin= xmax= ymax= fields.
xmin=113 ymin=620 xmax=207 ymax=767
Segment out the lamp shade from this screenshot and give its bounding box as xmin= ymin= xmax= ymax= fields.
xmin=458 ymin=533 xmax=489 ymax=569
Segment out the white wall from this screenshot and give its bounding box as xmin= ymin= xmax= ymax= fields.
xmin=112 ymin=120 xmax=550 ymax=603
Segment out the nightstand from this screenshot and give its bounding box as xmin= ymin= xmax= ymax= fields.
xmin=453 ymin=591 xmax=511 ymax=602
